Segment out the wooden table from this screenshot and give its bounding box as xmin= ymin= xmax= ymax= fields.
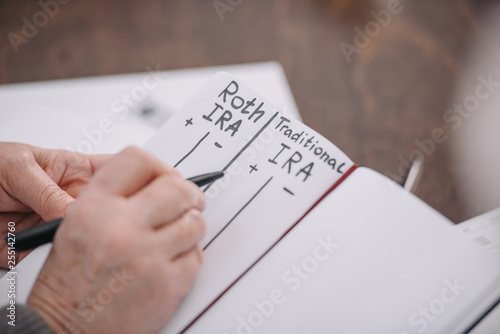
xmin=0 ymin=0 xmax=494 ymax=223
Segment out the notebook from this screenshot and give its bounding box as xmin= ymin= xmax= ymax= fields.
xmin=0 ymin=62 xmax=301 ymax=295
xmin=1 ymin=70 xmax=499 ymax=333
xmin=455 ymin=208 xmax=500 ymax=333
xmin=142 ymin=73 xmax=500 ymax=334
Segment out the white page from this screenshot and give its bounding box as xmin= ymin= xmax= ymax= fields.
xmin=455 ymin=207 xmax=500 ymax=259
xmin=186 ymin=168 xmax=500 ymax=334
xmin=455 ymin=208 xmax=500 ymax=333
xmin=0 ymin=62 xmax=301 ymax=281
xmin=144 ymin=73 xmax=353 ymax=333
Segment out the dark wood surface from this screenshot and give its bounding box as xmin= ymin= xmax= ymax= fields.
xmin=0 ymin=0 xmax=495 ymax=223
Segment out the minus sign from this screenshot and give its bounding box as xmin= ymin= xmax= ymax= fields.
xmin=215 ymin=142 xmax=222 ymax=148
xmin=283 ymin=187 xmax=294 ymax=195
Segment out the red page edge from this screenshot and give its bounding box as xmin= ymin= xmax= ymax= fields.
xmin=179 ymin=164 xmax=360 ymax=333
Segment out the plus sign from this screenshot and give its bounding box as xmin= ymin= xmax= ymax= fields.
xmin=185 ymin=118 xmax=193 ymax=126
xmin=249 ymin=164 xmax=258 ymax=174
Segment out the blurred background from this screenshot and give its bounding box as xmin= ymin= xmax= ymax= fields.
xmin=1 ymin=0 xmax=499 ymax=224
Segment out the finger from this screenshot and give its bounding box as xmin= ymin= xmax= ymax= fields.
xmin=31 ymin=148 xmax=108 ymax=197
xmin=130 ymin=175 xmax=206 ymax=228
xmin=87 ymin=146 xmax=179 ymax=197
xmin=170 ymin=246 xmax=203 ymax=282
xmin=3 ymin=212 xmax=44 ymax=233
xmin=33 ymin=147 xmax=110 ymax=178
xmin=158 ymin=209 xmax=206 ymax=258
xmin=0 ymin=213 xmax=44 ymax=268
xmin=89 ymin=154 xmax=113 ymax=172
xmin=57 ymin=154 xmax=114 ymax=198
xmin=4 ymin=156 xmax=74 ymax=222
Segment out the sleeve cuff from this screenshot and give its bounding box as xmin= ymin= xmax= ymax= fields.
xmin=1 ymin=304 xmax=55 ymax=334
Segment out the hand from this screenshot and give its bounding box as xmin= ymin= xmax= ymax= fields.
xmin=27 ymin=147 xmax=207 ymax=334
xmin=0 ymin=142 xmax=110 ymax=268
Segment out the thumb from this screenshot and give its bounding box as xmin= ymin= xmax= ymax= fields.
xmin=34 ymin=182 xmax=75 ymax=222
xmin=8 ymin=158 xmax=74 ymax=222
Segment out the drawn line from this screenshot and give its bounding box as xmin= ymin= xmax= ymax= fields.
xmin=203 ymin=176 xmax=273 ymax=251
xmin=215 ymin=142 xmax=222 ymax=148
xmin=283 ymin=187 xmax=294 ymax=195
xmin=203 ymin=111 xmax=279 ymax=192
xmin=174 ymin=131 xmax=210 ymax=168
xmin=179 ymin=165 xmax=360 ymax=334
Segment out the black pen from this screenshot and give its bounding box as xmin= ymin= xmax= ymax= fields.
xmin=8 ymin=171 xmax=225 ymax=252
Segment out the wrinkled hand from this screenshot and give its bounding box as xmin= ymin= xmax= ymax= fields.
xmin=0 ymin=142 xmax=110 ymax=268
xmin=27 ymin=147 xmax=207 ymax=334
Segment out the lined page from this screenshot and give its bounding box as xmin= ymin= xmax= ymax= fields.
xmin=144 ymin=72 xmax=353 ymax=333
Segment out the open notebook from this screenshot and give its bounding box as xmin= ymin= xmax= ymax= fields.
xmin=1 ymin=71 xmax=499 ymax=333
xmin=143 ymin=73 xmax=500 ymax=334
